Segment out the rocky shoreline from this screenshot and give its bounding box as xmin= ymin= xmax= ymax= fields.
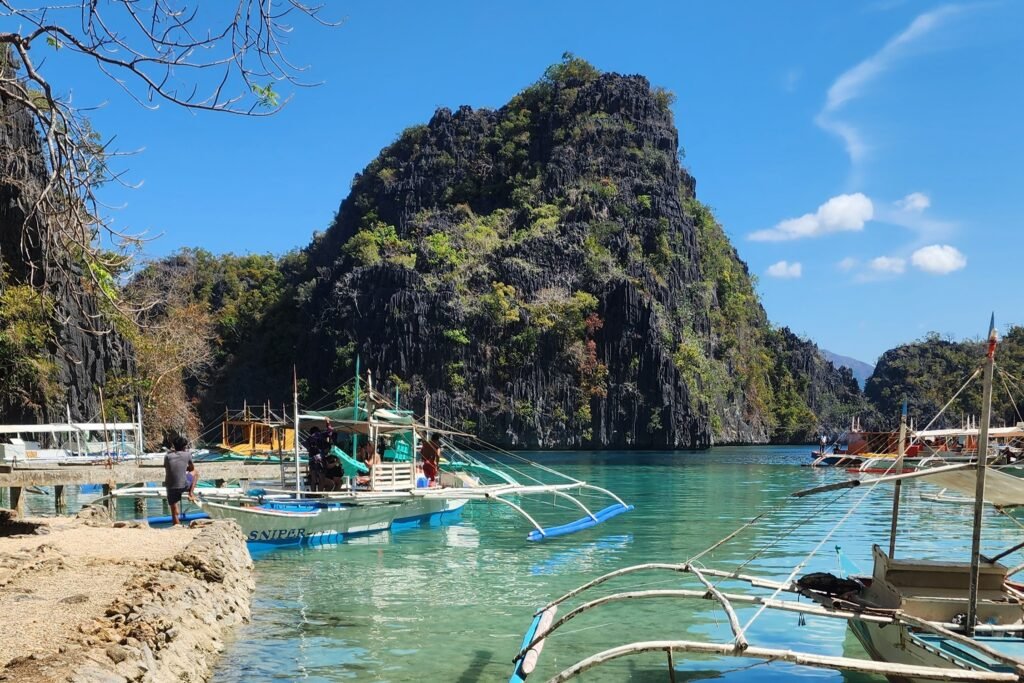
xmin=0 ymin=509 xmax=254 ymax=682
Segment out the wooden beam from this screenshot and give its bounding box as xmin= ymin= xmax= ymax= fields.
xmin=549 ymin=639 xmax=1019 ymax=682
xmin=0 ymin=463 xmax=280 ymax=487
xmin=690 ymin=567 xmax=748 ymax=650
xmin=9 ymin=487 xmax=23 ymax=517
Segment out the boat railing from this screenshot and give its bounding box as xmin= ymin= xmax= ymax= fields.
xmin=371 ymin=461 xmax=416 ymax=491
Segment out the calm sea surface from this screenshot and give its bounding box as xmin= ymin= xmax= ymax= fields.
xmin=205 ymin=446 xmax=1024 ymax=682
xmin=19 ymin=446 xmax=1024 ymax=681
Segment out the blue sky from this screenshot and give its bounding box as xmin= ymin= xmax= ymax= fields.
xmin=31 ymin=1 xmax=1024 ymax=362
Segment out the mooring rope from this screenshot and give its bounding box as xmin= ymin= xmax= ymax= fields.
xmin=734 ymin=453 xmax=905 ymax=641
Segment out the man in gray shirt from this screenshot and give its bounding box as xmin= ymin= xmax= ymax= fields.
xmin=164 ymin=435 xmax=198 ymax=526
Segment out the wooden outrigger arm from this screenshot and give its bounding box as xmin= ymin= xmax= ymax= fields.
xmin=512 ymin=562 xmax=1024 ymax=681
xmin=546 ymin=640 xmax=1019 ymax=683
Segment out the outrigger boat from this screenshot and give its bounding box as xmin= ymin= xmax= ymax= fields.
xmin=512 ymin=316 xmax=1024 ymax=682
xmin=200 ymin=362 xmax=632 ymax=549
xmin=810 ymin=417 xmax=1024 ymax=474
xmin=0 ymin=404 xmax=152 ymax=465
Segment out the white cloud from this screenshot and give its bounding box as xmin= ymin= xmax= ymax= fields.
xmin=837 ymin=257 xmax=858 ymax=271
xmin=766 ymin=261 xmax=803 ymax=279
xmin=870 ymin=256 xmax=906 ymax=274
xmin=750 ymin=193 xmax=873 ymax=241
xmin=896 ymin=192 xmax=931 ymax=213
xmin=816 ymin=5 xmax=965 ymax=169
xmin=911 ymin=244 xmax=966 ymax=274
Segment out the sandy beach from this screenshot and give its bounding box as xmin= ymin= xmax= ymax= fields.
xmin=0 ymin=509 xmax=253 ymax=682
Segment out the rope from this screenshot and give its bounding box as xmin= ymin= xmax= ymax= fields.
xmin=998 ymin=367 xmax=1024 ymax=425
xmin=911 ymin=367 xmax=982 ymax=439
xmin=713 ymin=486 xmax=853 ymax=588
xmin=734 ymin=454 xmax=905 ymax=641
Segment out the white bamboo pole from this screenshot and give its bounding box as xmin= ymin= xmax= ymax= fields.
xmin=792 ymin=462 xmax=973 ymax=498
xmin=968 ymin=318 xmax=998 ymax=635
xmin=689 ymin=567 xmax=748 ymax=650
xmin=136 ymin=400 xmax=144 ymax=459
xmin=518 ymin=588 xmax=899 ymax=662
xmin=538 ymin=561 xmax=789 ymax=615
xmin=547 ymin=640 xmax=1019 ymax=682
xmin=485 ymin=494 xmax=546 ymax=537
xmin=293 ymin=367 xmax=301 ymax=494
xmin=889 ymin=400 xmax=908 ymax=556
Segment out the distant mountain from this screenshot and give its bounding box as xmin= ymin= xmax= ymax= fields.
xmin=822 ymin=350 xmax=874 ymax=388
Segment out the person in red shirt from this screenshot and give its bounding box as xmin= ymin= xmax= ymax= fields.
xmin=421 ymin=433 xmax=441 ymax=485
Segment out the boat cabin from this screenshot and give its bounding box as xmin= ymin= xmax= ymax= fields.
xmin=219 ymin=407 xmax=295 ymax=457
xmin=864 ymin=545 xmax=1024 ymax=625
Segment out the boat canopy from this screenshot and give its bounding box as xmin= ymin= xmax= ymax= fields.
xmin=0 ymin=422 xmax=137 ymax=434
xmin=915 ymin=425 xmax=1024 ymax=439
xmin=922 ymin=467 xmax=1024 ymax=507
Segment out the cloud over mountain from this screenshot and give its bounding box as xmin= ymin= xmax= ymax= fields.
xmin=750 ymin=193 xmax=873 ymax=242
xmin=766 ymin=261 xmax=802 ymax=278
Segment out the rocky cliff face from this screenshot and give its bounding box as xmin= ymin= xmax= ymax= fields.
xmin=0 ymin=81 xmax=132 ymax=425
xmin=212 ymin=57 xmax=863 ymax=448
xmin=865 ymin=327 xmax=1024 ymax=428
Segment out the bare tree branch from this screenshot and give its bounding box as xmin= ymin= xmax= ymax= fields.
xmin=0 ymin=1 xmax=337 ymax=332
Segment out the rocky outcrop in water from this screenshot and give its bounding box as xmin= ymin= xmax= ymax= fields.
xmin=208 ymin=57 xmax=864 ymax=447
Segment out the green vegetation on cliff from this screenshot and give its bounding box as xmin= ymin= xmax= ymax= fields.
xmin=191 ymin=55 xmax=865 ymax=447
xmin=0 ymin=274 xmax=60 ymax=415
xmin=1 ymin=55 xmax=871 ymax=446
xmin=866 ymin=327 xmax=1024 ymax=427
xmin=683 ymin=198 xmax=866 ymax=442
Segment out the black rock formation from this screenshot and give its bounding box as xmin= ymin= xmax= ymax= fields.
xmin=211 ymin=58 xmax=865 ymax=448
xmin=0 ymin=77 xmax=132 ymax=425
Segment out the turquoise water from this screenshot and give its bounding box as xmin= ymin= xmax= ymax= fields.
xmin=19 ymin=447 xmax=1022 ymax=681
xmin=206 ymin=446 xmax=1024 ymax=681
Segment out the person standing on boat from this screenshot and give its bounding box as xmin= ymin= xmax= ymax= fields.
xmin=305 ymin=426 xmax=324 ymax=490
xmin=421 ymin=434 xmax=441 ymax=486
xmin=164 ymin=435 xmax=198 ymax=526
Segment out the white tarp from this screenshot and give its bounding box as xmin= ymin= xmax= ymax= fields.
xmin=923 ymin=467 xmax=1024 ymax=507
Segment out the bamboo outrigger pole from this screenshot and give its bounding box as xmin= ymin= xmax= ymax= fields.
xmin=966 ymin=315 xmax=998 ymax=636
xmin=293 ymin=366 xmax=301 ymax=494
xmin=352 ymin=355 xmax=361 ymax=464
xmin=962 ymin=315 xmax=995 ymax=634
xmin=888 ymin=398 xmax=908 ymax=557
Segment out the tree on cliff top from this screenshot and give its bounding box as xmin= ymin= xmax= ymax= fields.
xmin=0 ymin=1 xmax=336 ymax=328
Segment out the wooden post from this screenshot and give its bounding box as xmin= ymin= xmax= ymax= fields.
xmin=293 ymin=366 xmax=301 ymax=494
xmin=889 ymin=399 xmax=908 ymax=557
xmin=967 ymin=316 xmax=998 ymax=636
xmin=54 ymin=485 xmax=65 ymax=514
xmin=99 ymin=386 xmax=111 ymax=467
xmin=102 ymin=483 xmax=113 ymax=516
xmin=667 ymin=649 xmax=677 ymax=683
xmin=10 ymin=487 xmax=24 ymax=517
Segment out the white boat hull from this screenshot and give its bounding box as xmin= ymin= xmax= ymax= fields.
xmin=203 ymin=496 xmax=467 ymax=548
xmin=849 ymin=620 xmax=993 ymax=683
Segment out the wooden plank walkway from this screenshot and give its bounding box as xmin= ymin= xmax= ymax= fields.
xmin=0 ymin=462 xmax=282 ymax=487
xmin=1 ymin=462 xmax=283 ymax=516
